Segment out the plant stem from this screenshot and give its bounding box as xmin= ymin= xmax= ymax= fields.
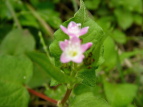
xmin=60 ymin=89 xmax=72 ymax=106
xmin=25 ymin=2 xmax=54 ymax=39
xmin=27 ymin=88 xmax=58 ymax=104
xmin=59 ymin=62 xmax=76 ymax=106
xmin=38 ymin=32 xmax=50 ymax=57
xmin=72 ymin=0 xmax=78 ymax=12
xmin=5 ymin=0 xmax=22 ymax=30
xmin=116 ymin=48 xmax=125 ymax=82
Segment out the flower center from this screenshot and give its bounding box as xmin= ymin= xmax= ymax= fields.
xmin=70 ymin=51 xmax=78 ymax=57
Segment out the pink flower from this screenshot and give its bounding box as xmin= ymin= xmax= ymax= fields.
xmin=60 ymin=21 xmax=89 ymax=38
xmin=59 ymin=37 xmax=92 ymax=63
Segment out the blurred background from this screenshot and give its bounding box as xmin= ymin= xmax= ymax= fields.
xmin=0 ymin=0 xmax=143 ymax=107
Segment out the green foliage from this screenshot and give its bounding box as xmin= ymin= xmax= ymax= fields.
xmin=78 ymin=68 xmax=96 ymax=87
xmin=19 ymin=12 xmax=39 ymax=28
xmin=0 ymin=29 xmax=35 ymax=55
xmin=0 ymin=55 xmax=33 ymax=84
xmin=0 ymin=0 xmax=142 ymax=106
xmin=70 ymin=92 xmax=110 ymax=107
xmin=0 ymin=27 xmax=35 ymax=106
xmin=0 ymin=55 xmax=33 ymax=107
xmin=114 ymin=8 xmax=133 ymax=30
xmin=111 ymin=29 xmax=127 ymax=44
xmin=27 ymin=52 xmax=74 ymax=83
xmin=0 ymin=80 xmax=29 ymax=107
xmin=45 ymin=85 xmax=66 ymax=100
xmin=84 ymin=0 xmax=101 ymax=10
xmin=120 ymin=49 xmax=143 ymax=62
xmin=27 ymin=64 xmax=50 ymax=88
xmin=104 ymin=82 xmax=138 ymax=107
xmin=50 ymin=0 xmax=106 ymax=67
xmin=38 ymin=9 xmax=62 ymax=29
xmin=102 ymin=37 xmax=118 ymax=70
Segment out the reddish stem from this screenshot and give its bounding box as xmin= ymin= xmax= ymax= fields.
xmin=60 ymin=89 xmax=72 ymax=105
xmin=27 ymin=88 xmax=58 ymax=104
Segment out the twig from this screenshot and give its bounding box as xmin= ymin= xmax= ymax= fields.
xmin=25 ymin=3 xmax=54 ymax=39
xmin=5 ymin=0 xmax=22 ymax=30
xmin=27 ymin=88 xmax=58 ymax=104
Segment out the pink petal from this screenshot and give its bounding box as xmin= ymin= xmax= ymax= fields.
xmin=59 ymin=40 xmax=68 ymax=51
xmin=68 ymin=21 xmax=77 ymax=29
xmin=70 ymin=37 xmax=81 ymax=44
xmin=79 ymin=27 xmax=89 ymax=36
xmin=67 ymin=33 xmax=78 ymax=37
xmin=81 ymin=42 xmax=92 ymax=52
xmin=60 ymin=53 xmax=70 ymax=63
xmin=72 ymin=55 xmax=84 ymax=63
xmin=60 ymin=25 xmax=68 ymax=34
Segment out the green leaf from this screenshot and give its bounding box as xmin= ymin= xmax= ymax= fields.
xmin=70 ymin=92 xmax=110 ymax=107
xmin=0 ymin=29 xmax=35 ymax=55
xmin=0 ymin=55 xmax=33 ymax=107
xmin=133 ymin=14 xmax=143 ymax=25
xmin=84 ymin=0 xmax=101 ymax=10
xmin=0 ymin=79 xmax=29 ymax=107
xmin=128 ymin=104 xmax=135 ymax=107
xmin=27 ymin=63 xmax=50 ymax=88
xmin=110 ymin=0 xmax=140 ymax=11
xmin=96 ymin=16 xmax=114 ymax=31
xmin=133 ymin=0 xmax=143 ymax=13
xmin=102 ymin=37 xmax=118 ymax=70
xmin=50 ymin=0 xmax=106 ymax=68
xmin=111 ymin=29 xmax=127 ymax=44
xmin=45 ymin=85 xmax=66 ymax=100
xmin=0 ymin=55 xmax=33 ymax=84
xmin=122 ymin=0 xmax=140 ymax=11
xmin=114 ymin=8 xmax=133 ymax=30
xmin=19 ymin=12 xmax=39 ymax=28
xmin=78 ymin=68 xmax=96 ymax=87
xmin=73 ymin=84 xmax=99 ymax=96
xmin=104 ymin=82 xmax=138 ymax=107
xmin=38 ymin=9 xmax=62 ymax=29
xmin=27 ymin=51 xmax=75 ymax=83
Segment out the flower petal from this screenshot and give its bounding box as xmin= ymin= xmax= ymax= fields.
xmin=60 ymin=53 xmax=70 ymax=63
xmin=60 ymin=25 xmax=68 ymax=34
xmin=72 ymin=55 xmax=84 ymax=63
xmin=59 ymin=40 xmax=68 ymax=51
xmin=81 ymin=42 xmax=92 ymax=52
xmin=79 ymin=27 xmax=89 ymax=36
xmin=70 ymin=37 xmax=81 ymax=44
xmin=68 ymin=21 xmax=77 ymax=29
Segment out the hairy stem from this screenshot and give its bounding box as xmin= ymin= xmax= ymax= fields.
xmin=5 ymin=0 xmax=22 ymax=30
xmin=25 ymin=3 xmax=54 ymax=39
xmin=27 ymin=88 xmax=57 ymax=104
